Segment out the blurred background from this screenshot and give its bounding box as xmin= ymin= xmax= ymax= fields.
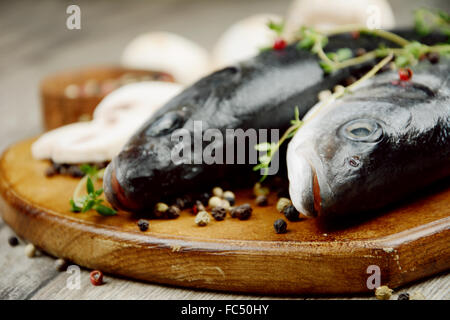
xmin=0 ymin=0 xmax=448 ymax=152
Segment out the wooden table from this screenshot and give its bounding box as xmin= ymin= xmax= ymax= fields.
xmin=0 ymin=0 xmax=448 ymax=300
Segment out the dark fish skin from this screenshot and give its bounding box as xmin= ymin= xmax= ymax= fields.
xmin=288 ymin=58 xmax=450 ymax=220
xmin=104 ymin=30 xmax=448 ymax=212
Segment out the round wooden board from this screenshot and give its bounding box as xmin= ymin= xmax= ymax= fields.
xmin=1 ymin=139 xmax=449 ymax=295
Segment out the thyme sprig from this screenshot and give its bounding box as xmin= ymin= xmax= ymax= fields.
xmin=253 ymin=107 xmax=303 ymax=181
xmin=253 ymin=9 xmax=450 ymax=181
xmin=70 ymin=164 xmax=117 ymax=216
xmin=414 ymin=8 xmax=450 ymax=36
xmin=253 ymin=54 xmax=393 ymax=181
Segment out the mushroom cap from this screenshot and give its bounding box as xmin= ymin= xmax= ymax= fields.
xmin=121 ymin=31 xmax=211 ymax=85
xmin=212 ymin=13 xmax=283 ymax=70
xmin=285 ymin=0 xmax=395 ymax=38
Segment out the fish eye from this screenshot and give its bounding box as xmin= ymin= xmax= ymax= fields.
xmin=145 ymin=111 xmax=184 ymax=137
xmin=340 ymin=119 xmax=383 ymax=142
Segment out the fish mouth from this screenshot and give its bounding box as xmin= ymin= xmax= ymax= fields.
xmin=288 ymin=150 xmax=321 ymax=217
xmin=103 ymin=160 xmax=140 ymax=212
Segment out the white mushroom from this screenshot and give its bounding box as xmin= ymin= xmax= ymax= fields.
xmin=121 ymin=32 xmax=211 ymax=85
xmin=32 ymin=81 xmax=183 ymax=164
xmin=284 ymin=0 xmax=395 ymax=38
xmin=212 ymin=14 xmax=283 ymax=70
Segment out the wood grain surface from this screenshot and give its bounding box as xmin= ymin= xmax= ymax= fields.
xmin=1 ymin=139 xmax=449 ymax=295
xmin=1 ymin=0 xmax=449 ymax=300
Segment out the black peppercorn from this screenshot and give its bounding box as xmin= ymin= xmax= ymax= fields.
xmin=8 ymin=236 xmax=19 ymax=247
xmin=166 ymin=205 xmax=181 ymax=219
xmin=356 ymin=48 xmax=366 ymax=57
xmin=283 ymin=205 xmax=300 ymax=221
xmin=45 ymin=166 xmax=57 ymax=177
xmin=427 ymin=52 xmax=439 ymax=64
xmin=343 ymin=75 xmax=357 ymax=86
xmin=183 ymin=194 xmax=194 ymax=208
xmin=211 ymin=206 xmax=227 ymax=221
xmin=397 ymin=292 xmax=410 ymax=300
xmin=273 ymin=219 xmax=287 ymax=234
xmin=231 ymin=204 xmax=252 ymax=220
xmin=68 ymin=166 xmax=85 ymax=178
xmin=137 ymin=219 xmax=149 ymax=231
xmin=198 ymin=192 xmax=211 ymax=206
xmin=255 ymin=195 xmax=268 ymax=206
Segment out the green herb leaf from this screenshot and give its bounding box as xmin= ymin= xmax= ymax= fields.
xmin=94 ymin=204 xmax=117 ymax=216
xmin=86 ymin=176 xmax=95 ymax=195
xmin=319 ymin=61 xmax=335 ymax=73
xmin=80 ymin=164 xmax=98 ymax=177
xmin=335 ymin=48 xmax=353 ymax=61
xmin=267 ymin=20 xmax=285 ymax=36
xmin=70 ymin=199 xmax=81 ymax=212
xmin=82 ymin=199 xmax=96 ymax=213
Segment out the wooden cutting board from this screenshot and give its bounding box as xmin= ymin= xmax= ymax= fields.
xmin=0 ymin=139 xmax=449 ymax=295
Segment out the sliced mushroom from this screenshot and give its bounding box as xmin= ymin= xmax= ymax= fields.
xmin=32 ymin=81 xmax=183 ymax=164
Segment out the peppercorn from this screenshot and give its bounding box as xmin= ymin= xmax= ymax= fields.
xmin=195 ymin=211 xmax=210 ymax=226
xmin=167 ymin=205 xmax=181 ymax=219
xmin=198 ymin=192 xmax=211 ymax=206
xmin=375 ymin=285 xmax=393 ymax=300
xmin=253 ymin=182 xmax=269 ymax=197
xmin=273 ymin=219 xmax=287 ymax=234
xmin=67 ymin=165 xmax=85 ymax=178
xmin=397 ymin=292 xmax=410 ymax=300
xmin=8 ymin=236 xmax=19 ymax=247
xmin=175 ymin=197 xmax=185 ymax=210
xmin=334 ymin=85 xmax=345 ymax=94
xmin=55 ymin=258 xmax=68 ymax=272
xmin=211 ymin=206 xmax=227 ymax=221
xmin=192 ymin=200 xmax=206 ymax=215
xmin=398 ymin=68 xmax=413 ymax=81
xmin=276 ymin=198 xmax=292 ymax=213
xmin=154 ymin=202 xmax=168 ymax=218
xmin=90 ymin=270 xmax=104 ymax=286
xmin=283 ymin=205 xmax=300 ymax=221
xmin=223 ymin=191 xmax=235 ymax=206
xmin=45 ymin=166 xmax=57 ymax=177
xmin=212 ymin=187 xmax=223 ymax=198
xmin=59 ymin=165 xmax=69 ymax=175
xmin=231 ymin=204 xmax=252 ymax=220
xmin=25 ymin=243 xmax=36 ymax=258
xmin=273 ymin=38 xmax=287 ymax=50
xmin=255 ymin=195 xmax=268 ymax=206
xmin=220 ymin=199 xmax=231 ymax=210
xmin=356 ymin=48 xmax=366 ymax=57
xmin=208 ymin=196 xmax=223 ymax=208
xmin=137 ymin=219 xmax=149 ymax=231
xmin=182 ymin=194 xmax=194 ymax=208
xmin=426 ymin=52 xmax=439 ymax=64
xmin=318 ymin=89 xmax=332 ymax=101
xmin=343 ymin=76 xmax=357 ymax=86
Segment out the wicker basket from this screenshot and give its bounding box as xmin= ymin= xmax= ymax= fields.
xmin=40 ymin=66 xmax=174 ymax=130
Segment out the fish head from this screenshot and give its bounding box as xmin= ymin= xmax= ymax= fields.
xmin=287 ymin=83 xmax=419 ymax=218
xmin=104 ymin=108 xmax=192 ymax=211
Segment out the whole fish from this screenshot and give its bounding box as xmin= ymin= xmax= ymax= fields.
xmin=287 ymin=58 xmax=450 ymax=219
xmin=104 ymin=31 xmax=446 ymax=212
